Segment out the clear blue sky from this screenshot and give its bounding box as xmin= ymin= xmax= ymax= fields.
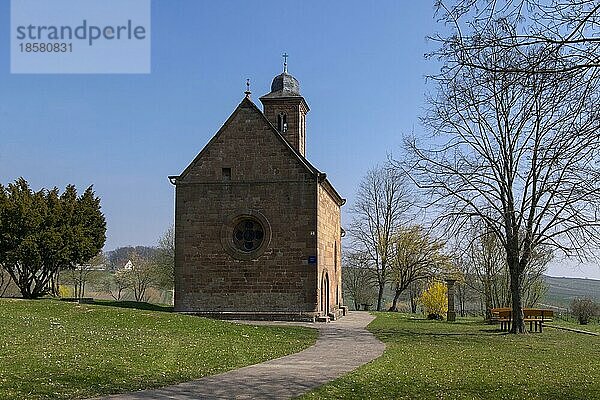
xmin=0 ymin=1 xmax=597 ymax=279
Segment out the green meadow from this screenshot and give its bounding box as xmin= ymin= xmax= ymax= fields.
xmin=0 ymin=299 xmax=317 ymax=400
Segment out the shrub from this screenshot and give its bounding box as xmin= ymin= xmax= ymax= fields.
xmin=571 ymin=297 xmax=599 ymax=325
xmin=420 ymin=281 xmax=448 ymax=320
xmin=58 ymin=285 xmax=72 ymax=298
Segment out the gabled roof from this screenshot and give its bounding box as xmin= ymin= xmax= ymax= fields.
xmin=171 ymin=96 xmax=345 ymax=206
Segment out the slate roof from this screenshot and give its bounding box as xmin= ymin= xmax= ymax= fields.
xmin=260 ymin=72 xmax=302 ymax=99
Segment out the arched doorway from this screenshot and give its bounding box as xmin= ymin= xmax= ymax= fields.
xmin=321 ymin=271 xmax=330 ymax=315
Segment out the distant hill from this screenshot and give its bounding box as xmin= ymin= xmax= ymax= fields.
xmin=106 ymin=246 xmax=159 ymax=270
xmin=542 ymin=275 xmax=600 ymax=308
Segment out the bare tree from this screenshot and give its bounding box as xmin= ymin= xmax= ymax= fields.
xmin=101 ymin=269 xmax=131 ymax=301
xmin=571 ymin=297 xmax=599 ymax=325
xmin=154 ymin=225 xmax=175 ymax=290
xmin=403 ymin=22 xmax=600 ymax=332
xmin=407 ymin=280 xmax=425 ymax=313
xmin=128 ymin=252 xmax=160 ymax=302
xmin=460 ymin=225 xmax=550 ymax=319
xmin=433 ymin=0 xmax=600 ymax=74
xmin=348 ymin=165 xmax=412 ymax=311
xmin=454 ymin=279 xmax=479 ymax=317
xmin=459 ymin=226 xmax=506 ymax=319
xmin=388 ymin=225 xmax=448 ymax=312
xmin=520 ymin=247 xmax=551 ymax=307
xmin=342 ymin=252 xmax=378 ymax=310
xmin=67 ymin=253 xmax=105 ymax=299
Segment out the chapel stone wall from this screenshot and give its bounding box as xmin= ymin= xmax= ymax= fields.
xmin=174 ymin=100 xmax=320 ymax=316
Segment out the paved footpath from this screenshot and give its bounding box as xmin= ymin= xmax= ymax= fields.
xmin=96 ymin=311 xmax=384 ymax=400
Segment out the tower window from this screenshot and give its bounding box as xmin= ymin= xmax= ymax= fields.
xmin=277 ymin=113 xmax=288 ymax=133
xmin=222 ymin=167 xmax=231 ymax=181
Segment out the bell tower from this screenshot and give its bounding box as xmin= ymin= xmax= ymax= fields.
xmin=260 ymin=54 xmax=310 ymax=157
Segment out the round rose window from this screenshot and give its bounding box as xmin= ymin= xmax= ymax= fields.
xmin=233 ymin=219 xmax=264 ymax=252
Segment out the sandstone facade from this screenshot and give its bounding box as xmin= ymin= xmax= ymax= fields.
xmin=171 ymin=70 xmax=344 ymax=320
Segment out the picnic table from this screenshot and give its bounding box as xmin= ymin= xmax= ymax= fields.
xmin=491 ymin=308 xmax=553 ymax=332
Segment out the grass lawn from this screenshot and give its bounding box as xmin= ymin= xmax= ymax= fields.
xmin=303 ymin=313 xmax=600 ymax=400
xmin=0 ymin=299 xmax=317 ymax=400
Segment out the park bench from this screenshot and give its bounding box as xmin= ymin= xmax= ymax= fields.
xmin=491 ymin=307 xmax=553 ymax=332
xmin=523 ymin=308 xmax=553 ymax=333
xmin=491 ymin=308 xmax=512 ymax=331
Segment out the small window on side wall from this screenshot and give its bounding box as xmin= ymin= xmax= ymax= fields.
xmin=222 ymin=167 xmax=231 ymax=181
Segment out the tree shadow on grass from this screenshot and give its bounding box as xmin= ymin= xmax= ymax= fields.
xmin=372 ymin=327 xmax=503 ymax=342
xmin=93 ymin=300 xmax=174 ymax=313
xmin=479 ymin=327 xmax=505 ymax=333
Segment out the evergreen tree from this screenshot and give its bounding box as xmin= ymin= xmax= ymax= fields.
xmin=0 ymin=178 xmax=106 ymax=298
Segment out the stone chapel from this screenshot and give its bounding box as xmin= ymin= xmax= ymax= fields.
xmin=169 ymin=62 xmax=345 ymax=321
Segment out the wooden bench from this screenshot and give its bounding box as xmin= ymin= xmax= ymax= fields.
xmin=491 ymin=308 xmax=553 ymax=332
xmin=523 ymin=308 xmax=553 ymax=333
xmin=491 ymin=308 xmax=512 ymax=331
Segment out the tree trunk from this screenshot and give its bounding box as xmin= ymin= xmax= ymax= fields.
xmin=509 ymin=264 xmax=525 ymax=333
xmin=409 ymin=291 xmax=418 ymax=313
xmin=49 ymin=273 xmax=57 ymax=297
xmin=484 ymin=279 xmax=493 ymax=321
xmin=484 ymin=300 xmax=492 ymax=321
xmin=54 ymin=270 xmax=60 ymax=296
xmin=0 ymin=279 xmax=9 ymax=297
xmin=376 ymin=283 xmax=385 ymax=311
xmin=389 ymin=286 xmax=402 ymax=312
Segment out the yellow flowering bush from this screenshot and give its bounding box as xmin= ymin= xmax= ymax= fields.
xmin=420 ymin=281 xmax=448 ymax=320
xmin=58 ymin=285 xmax=72 ymax=298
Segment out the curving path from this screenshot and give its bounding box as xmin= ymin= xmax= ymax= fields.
xmin=96 ymin=311 xmax=384 ymax=400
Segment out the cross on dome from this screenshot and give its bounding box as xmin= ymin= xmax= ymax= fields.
xmin=282 ymin=52 xmax=288 ymax=73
